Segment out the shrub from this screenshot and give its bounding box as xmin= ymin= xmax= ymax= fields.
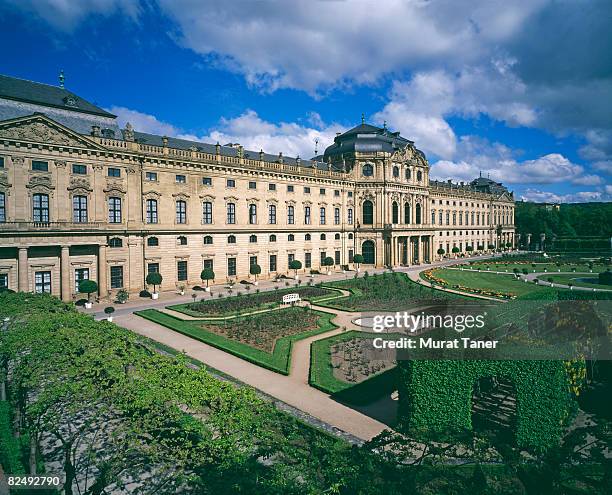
xmin=116 ymin=289 xmax=129 ymax=304
xmin=437 ymin=248 xmax=445 ymax=255
xmin=139 ymin=289 xmax=151 ymax=298
xmin=78 ymin=279 xmax=98 ymax=301
xmin=465 ymin=245 xmax=473 ymax=252
xmin=451 ymin=247 xmax=460 ymax=254
xmin=249 ymin=264 xmax=262 ymax=280
xmin=322 ymin=257 xmax=335 ymax=268
xmin=75 ymin=298 xmax=88 ymax=306
xmin=353 ymin=254 xmax=365 ymax=267
xmin=104 ymin=306 xmax=115 ymax=315
xmin=200 ymin=268 xmax=215 ymax=287
xmin=487 ymin=244 xmax=496 ymax=249
xmin=146 ymin=272 xmax=163 ymax=292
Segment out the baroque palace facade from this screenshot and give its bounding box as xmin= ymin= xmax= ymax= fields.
xmin=0 ymin=74 xmax=515 ymax=301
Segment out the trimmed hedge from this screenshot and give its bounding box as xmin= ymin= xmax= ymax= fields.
xmin=136 ymin=308 xmax=336 ymax=375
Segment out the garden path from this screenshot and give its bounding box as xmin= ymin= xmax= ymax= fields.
xmin=524 ymin=272 xmax=612 ymax=292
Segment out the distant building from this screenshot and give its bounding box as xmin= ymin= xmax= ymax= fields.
xmin=0 ymin=74 xmax=515 ymax=299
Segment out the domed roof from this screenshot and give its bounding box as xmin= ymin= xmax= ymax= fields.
xmin=323 ymin=121 xmax=413 ymax=160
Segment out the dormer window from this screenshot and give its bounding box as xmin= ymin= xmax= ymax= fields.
xmin=362 ymin=163 xmax=374 ymax=177
xmin=63 ymin=96 xmax=77 ymax=107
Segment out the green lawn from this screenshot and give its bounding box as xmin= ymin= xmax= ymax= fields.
xmin=135 ymin=307 xmax=336 ymax=375
xmin=465 ymin=261 xmax=606 ymax=274
xmin=536 ymin=273 xmax=612 ymax=290
xmin=309 ymin=330 xmax=398 ymax=405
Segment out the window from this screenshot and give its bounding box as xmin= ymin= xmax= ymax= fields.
xmin=287 ymin=185 xmax=294 ymax=192
xmin=147 ymin=237 xmax=159 ymax=247
xmin=226 ymin=179 xmax=236 ymax=188
xmin=431 ymin=211 xmax=436 ymax=224
xmin=288 ymin=253 xmax=295 ymax=265
xmin=0 ymin=157 xmax=4 ymax=168
xmin=72 ymin=164 xmax=87 ymax=175
xmin=0 ymin=192 xmax=5 ymax=223
xmin=335 ymin=250 xmax=341 ymax=265
xmin=177 ymin=236 xmax=187 ymax=246
xmin=176 ymin=174 xmax=186 ymax=183
xmin=176 ymin=200 xmax=187 ymax=224
xmin=305 ymin=233 xmax=311 ymax=241
xmin=334 ymin=190 xmax=340 ymax=197
xmin=75 ymin=268 xmax=89 ymax=289
xmin=177 ymin=261 xmax=188 ymax=281
xmin=334 ymin=233 xmax=340 ymax=240
xmin=145 ymin=172 xmax=157 ymax=181
xmin=34 ymin=271 xmax=51 ymax=293
xmin=226 ymin=203 xmax=236 ymax=224
xmin=287 ymin=205 xmax=295 ymax=224
xmin=362 ymin=163 xmax=373 ymax=176
xmin=348 ymin=249 xmax=354 ymax=263
xmin=404 ymin=203 xmax=411 ymax=224
xmin=288 ymin=234 xmax=294 ymax=241
xmin=105 ymin=196 xmax=122 ymax=224
xmin=334 ymin=207 xmax=340 ymax=225
xmin=347 ymin=208 xmax=353 ymax=225
xmin=405 ymin=168 xmax=411 ymax=180
xmin=348 ymin=191 xmax=353 ymax=197
xmin=249 ymin=204 xmax=257 ymax=224
xmin=146 ymin=199 xmax=158 ymax=223
xmin=320 ymin=207 xmax=326 ymax=225
xmin=108 ymin=167 xmax=121 ymax=177
xmin=32 ymin=160 xmax=48 ymax=172
xmin=320 ymin=251 xmax=326 ymax=264
xmin=268 ymin=204 xmax=277 ymax=224
xmin=227 ymin=235 xmax=236 ymax=244
xmin=417 ymin=170 xmax=423 ymax=182
xmin=227 ymin=257 xmax=237 ymax=276
xmin=452 ymin=212 xmax=456 ymax=226
xmin=320 ymin=234 xmax=326 ymax=240
xmin=304 ymin=206 xmax=311 ymax=224
xmin=109 ymin=237 xmax=122 ymax=248
xmin=249 ymin=256 xmax=258 ymax=268
xmin=270 ymin=234 xmax=277 ymax=242
xmin=439 ymin=211 xmax=443 ymax=225
xmin=415 ymin=203 xmax=422 ymax=224
xmin=305 ymin=252 xmax=312 ymax=268
xmin=203 ymin=259 xmax=213 ymax=270
xmin=0 ymin=273 xmax=7 ymax=290
xmin=348 ymin=233 xmax=353 ymax=240
xmin=32 ymin=193 xmax=49 ymax=223
xmin=249 ymin=181 xmax=257 ymax=189
xmin=269 ymin=183 xmax=276 ymax=191
xmin=110 ymin=266 xmax=123 ymax=288
xmin=202 ymin=177 xmax=212 ymax=186
xmin=362 ymin=200 xmax=373 ymax=225
xmin=202 ymin=201 xmax=213 ymax=224
xmin=446 ymin=212 xmax=450 ymax=225
xmin=72 ymin=195 xmax=88 ymax=222
xmin=249 ymin=234 xmax=257 ymax=243
xmin=304 ymin=186 xmax=311 ymax=194
xmin=203 ymin=236 xmax=213 ymax=245
xmin=392 ymin=201 xmax=399 ymax=224
xmin=392 ymin=166 xmax=399 ymax=178
xmin=269 ymin=255 xmax=277 ymax=272
xmin=147 ymin=263 xmax=159 ymax=274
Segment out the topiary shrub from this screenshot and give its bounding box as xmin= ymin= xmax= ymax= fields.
xmin=146 ymin=272 xmax=163 ymax=293
xmin=78 ymin=279 xmax=98 ymax=302
xmin=200 ymin=268 xmax=215 ymax=288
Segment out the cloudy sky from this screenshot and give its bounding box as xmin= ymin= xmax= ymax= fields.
xmin=1 ymin=0 xmax=611 ymax=202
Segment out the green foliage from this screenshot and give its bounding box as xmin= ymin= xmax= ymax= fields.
xmin=599 ymin=269 xmax=612 ymax=286
xmin=322 ymin=256 xmax=335 ymax=267
xmin=249 ymin=264 xmax=261 ymax=277
xmin=200 ymin=267 xmax=215 ymax=287
xmin=353 ymin=254 xmax=364 ymax=265
xmin=288 ymin=259 xmax=302 ymax=271
xmin=437 ymin=248 xmax=445 ymax=255
xmin=78 ymin=279 xmax=98 ymax=298
xmin=0 ymin=402 xmax=25 ymax=474
xmin=116 ymin=288 xmax=129 ymax=303
xmin=452 ymin=247 xmax=460 ymax=253
xmin=146 ymin=271 xmax=162 ymax=290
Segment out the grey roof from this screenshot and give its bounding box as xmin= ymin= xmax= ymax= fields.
xmin=0 ymin=74 xmax=115 ymax=118
xmin=431 ymin=177 xmax=513 ymax=198
xmin=323 ymin=122 xmax=414 ymax=160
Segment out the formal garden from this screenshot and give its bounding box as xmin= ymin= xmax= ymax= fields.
xmin=136 ymin=306 xmax=336 ymax=374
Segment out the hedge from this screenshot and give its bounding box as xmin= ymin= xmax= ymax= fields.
xmin=135 ymin=308 xmax=336 ymax=375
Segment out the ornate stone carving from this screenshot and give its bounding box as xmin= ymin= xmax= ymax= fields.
xmin=0 ymin=121 xmax=83 ymax=146
xmin=55 ymin=160 xmax=67 ymax=168
xmin=26 ymin=174 xmax=55 ymax=191
xmin=0 ymin=173 xmax=11 ymax=191
xmin=10 ymin=155 xmax=25 ymax=166
xmin=68 ymin=177 xmax=93 ymax=192
xmin=104 ymin=180 xmax=126 ymax=195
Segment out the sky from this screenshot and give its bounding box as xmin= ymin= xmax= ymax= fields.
xmin=0 ymin=0 xmax=610 ymax=203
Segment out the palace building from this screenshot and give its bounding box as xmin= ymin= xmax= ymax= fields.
xmin=0 ymin=74 xmax=515 ymax=300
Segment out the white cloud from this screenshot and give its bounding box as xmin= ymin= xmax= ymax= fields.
xmin=520 ymin=189 xmax=610 ymax=203
xmin=109 ymin=106 xmax=182 ymax=137
xmin=592 ymin=160 xmax=612 ymax=175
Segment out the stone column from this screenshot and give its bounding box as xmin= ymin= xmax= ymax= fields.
xmin=60 ymin=246 xmax=71 ymax=302
xmin=18 ymin=248 xmax=28 ymax=292
xmin=98 ymin=244 xmax=107 ymax=298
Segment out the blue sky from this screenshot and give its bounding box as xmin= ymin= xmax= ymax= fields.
xmin=1 ymin=0 xmax=610 ymax=202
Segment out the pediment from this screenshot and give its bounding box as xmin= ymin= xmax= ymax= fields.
xmin=0 ymin=114 xmax=107 ymax=150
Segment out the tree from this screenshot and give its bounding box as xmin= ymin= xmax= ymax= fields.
xmin=249 ymin=264 xmax=261 ymax=281
xmin=146 ymin=272 xmax=162 ymax=293
xmin=78 ymin=279 xmax=98 ymax=302
xmin=289 ymin=259 xmax=302 ymax=277
xmin=437 ymin=248 xmax=445 ymax=256
xmin=353 ymin=254 xmax=364 ymax=269
xmin=505 ymin=242 xmax=512 ymax=248
xmin=451 ymin=247 xmax=460 ymax=254
xmin=322 ymin=257 xmax=335 ymax=272
xmin=200 ymin=268 xmax=215 ymax=288
xmin=487 ymin=243 xmax=496 ymax=250
xmin=465 ymin=245 xmax=473 ymax=252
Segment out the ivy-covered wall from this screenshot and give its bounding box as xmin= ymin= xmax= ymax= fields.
xmin=397 ymin=359 xmax=573 ymax=452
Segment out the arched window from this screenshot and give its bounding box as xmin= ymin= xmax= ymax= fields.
xmin=362 ymin=200 xmax=373 ymax=225
xmin=202 ymin=201 xmax=213 ymax=224
xmin=392 ymin=201 xmax=399 ymax=224
xmin=320 ymin=207 xmax=326 ymax=225
xmin=175 ymin=200 xmax=187 ymax=224
xmin=249 ymin=234 xmax=257 ymax=243
xmin=288 ymin=234 xmax=294 ymax=241
xmin=362 ymin=240 xmax=375 ymax=264
xmin=226 ymin=203 xmax=236 ymax=224
xmin=287 ymin=205 xmax=295 ymax=224
xmin=415 ymin=203 xmax=422 ymax=224
xmin=177 ymin=236 xmax=187 ymax=246
xmin=452 ymin=212 xmax=456 ymax=225
xmin=404 ymin=202 xmax=411 ymax=224
xmin=446 ymin=211 xmax=450 ymax=225
xmin=147 ymin=237 xmax=159 ymax=247
xmin=109 ymin=237 xmax=123 ymax=248
xmin=146 ymin=199 xmax=158 ymax=224
xmin=203 ymin=235 xmax=213 ymax=245
xmin=249 ymin=204 xmax=257 ymax=224
xmin=305 ymin=233 xmax=311 ymax=241
xmin=268 ymin=204 xmax=276 ymax=224
xmin=392 ymin=166 xmax=399 ymax=178
xmin=348 ymin=233 xmax=353 ymax=240
xmin=334 ymin=233 xmax=340 ymax=240
xmin=320 ymin=234 xmax=326 ymax=240
xmin=227 ymin=235 xmax=236 ymax=244
xmin=270 ymin=234 xmax=277 ymax=242
xmin=416 ymin=170 xmax=423 ymax=182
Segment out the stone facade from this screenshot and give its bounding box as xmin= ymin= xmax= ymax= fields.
xmin=0 ymin=83 xmax=514 ymax=302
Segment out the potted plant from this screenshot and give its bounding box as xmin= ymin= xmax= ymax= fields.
xmin=451 ymin=246 xmax=460 ymax=258
xmin=104 ymin=306 xmax=115 ymax=322
xmin=250 ymin=264 xmax=261 ymax=285
xmin=116 ymin=288 xmax=129 ymax=304
xmin=201 ymin=267 xmax=215 ymax=292
xmin=353 ymin=254 xmax=364 ymax=272
xmin=465 ymin=245 xmax=474 ymax=255
xmin=146 ymin=272 xmax=163 ymax=299
xmin=289 ymin=259 xmax=302 ymax=279
xmin=78 ymin=279 xmax=98 ymax=309
xmin=178 ymin=284 xmax=185 ymax=296
xmin=436 ymin=248 xmax=445 ymax=259
xmin=322 ymin=256 xmax=335 ymax=275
